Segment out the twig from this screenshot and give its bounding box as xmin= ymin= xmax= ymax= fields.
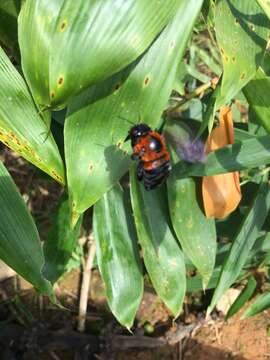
xmin=178 ymin=340 xmax=183 ymax=360
xmin=49 ymin=351 xmax=61 ymax=360
xmin=178 ymin=337 xmax=189 ymax=360
xmin=39 ymin=294 xmax=44 ymax=316
xmin=77 ymin=234 xmax=96 ymax=332
xmin=166 ymin=323 xmax=197 ymax=346
xmin=166 ymin=76 xmax=219 ymax=115
xmin=109 ymin=335 xmax=167 ymax=350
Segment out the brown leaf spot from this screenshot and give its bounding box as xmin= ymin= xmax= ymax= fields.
xmin=114 ymin=82 xmax=121 ymax=92
xmin=232 ymin=56 xmax=236 ymax=62
xmin=51 ymin=91 xmax=55 ymax=99
xmin=60 ymin=20 xmax=67 ymax=31
xmin=144 ymin=76 xmax=150 ymax=86
xmin=58 ymin=76 xmax=64 ymax=85
xmin=89 ymin=164 xmax=94 ymax=171
xmin=240 ymin=72 xmax=246 ymax=80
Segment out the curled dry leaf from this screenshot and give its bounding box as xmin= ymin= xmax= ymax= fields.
xmin=202 ymin=106 xmax=242 ymax=219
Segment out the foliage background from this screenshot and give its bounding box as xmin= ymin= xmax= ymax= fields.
xmin=0 ymin=0 xmax=270 ymax=329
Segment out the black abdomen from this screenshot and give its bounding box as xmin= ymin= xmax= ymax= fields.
xmin=137 ymin=159 xmax=171 ymax=191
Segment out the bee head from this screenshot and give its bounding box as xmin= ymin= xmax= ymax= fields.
xmin=125 ymin=123 xmax=151 ymax=146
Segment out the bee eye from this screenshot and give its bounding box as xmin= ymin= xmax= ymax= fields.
xmin=149 ymin=137 xmax=162 ymax=152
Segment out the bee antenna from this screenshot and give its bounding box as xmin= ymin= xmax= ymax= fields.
xmin=117 ymin=115 xmax=136 ymax=126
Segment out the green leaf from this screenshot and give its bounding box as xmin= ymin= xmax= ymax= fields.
xmin=226 ymin=276 xmax=257 ymax=319
xmin=234 ymin=128 xmax=257 ymax=141
xmin=130 ymin=166 xmax=186 ymax=317
xmin=202 ymin=0 xmax=215 ymax=28
xmin=256 ymin=0 xmax=270 ymax=19
xmin=242 ymin=292 xmax=270 ymax=318
xmin=0 ymin=46 xmax=65 ymax=185
xmin=168 ymin=177 xmax=216 ymax=289
xmin=166 ymin=119 xmax=216 ymax=289
xmin=175 ymin=135 xmax=270 ymax=178
xmin=18 ymin=0 xmax=65 ymax=106
xmin=93 ymin=183 xmax=143 ymax=329
xmin=65 ymin=0 xmax=203 ymax=214
xmin=187 ymin=267 xmax=221 ymax=292
xmin=0 ymin=160 xmax=53 ymax=297
xmin=187 ymin=234 xmax=270 ymax=292
xmin=215 ymin=0 xmax=269 ymax=108
xmin=19 ymin=0 xmax=183 ymax=107
xmin=207 ymin=183 xmax=270 ymax=315
xmin=243 ymin=67 xmax=270 ymax=133
xmin=42 ymin=194 xmax=82 ymax=284
xmin=0 ymin=0 xmax=21 ymax=58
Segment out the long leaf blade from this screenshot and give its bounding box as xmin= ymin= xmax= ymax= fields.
xmin=42 ymin=194 xmax=82 ymax=284
xmin=166 ymin=119 xmax=216 ymax=288
xmin=168 ymin=176 xmax=216 ymax=289
xmin=166 ymin=120 xmax=217 ymax=288
xmin=19 ymin=0 xmax=182 ymax=107
xmin=207 ymin=183 xmax=270 ymax=314
xmin=243 ymin=68 xmax=270 ymax=133
xmin=256 ymin=0 xmax=270 ymax=20
xmin=215 ymin=0 xmax=269 ymax=108
xmin=242 ymin=292 xmax=270 ymax=318
xmin=18 ymin=0 xmax=65 ymax=106
xmin=0 ymin=46 xmax=65 ymax=184
xmin=49 ymin=0 xmax=184 ymax=106
xmin=226 ymin=276 xmax=257 ymax=319
xmin=0 ymin=160 xmax=53 ymax=297
xmin=93 ymin=183 xmax=143 ymax=329
xmin=130 ymin=166 xmax=186 ymax=317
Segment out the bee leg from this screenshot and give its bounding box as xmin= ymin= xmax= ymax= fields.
xmin=131 ymin=153 xmax=140 ymax=160
xmin=137 ymin=161 xmax=144 ymax=181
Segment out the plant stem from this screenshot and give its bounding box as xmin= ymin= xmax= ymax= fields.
xmin=77 ymin=234 xmax=96 ymax=333
xmin=166 ymin=77 xmax=219 ymax=115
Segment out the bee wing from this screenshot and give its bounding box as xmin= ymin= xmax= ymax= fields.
xmin=165 ymin=122 xmax=206 ymax=164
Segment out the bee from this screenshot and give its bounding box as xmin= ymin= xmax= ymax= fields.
xmin=125 ymin=123 xmax=171 ymax=190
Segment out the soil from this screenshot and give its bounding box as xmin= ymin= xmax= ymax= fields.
xmin=184 ymin=312 xmax=270 ymax=360
xmin=1 ymin=268 xmax=270 ymax=360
